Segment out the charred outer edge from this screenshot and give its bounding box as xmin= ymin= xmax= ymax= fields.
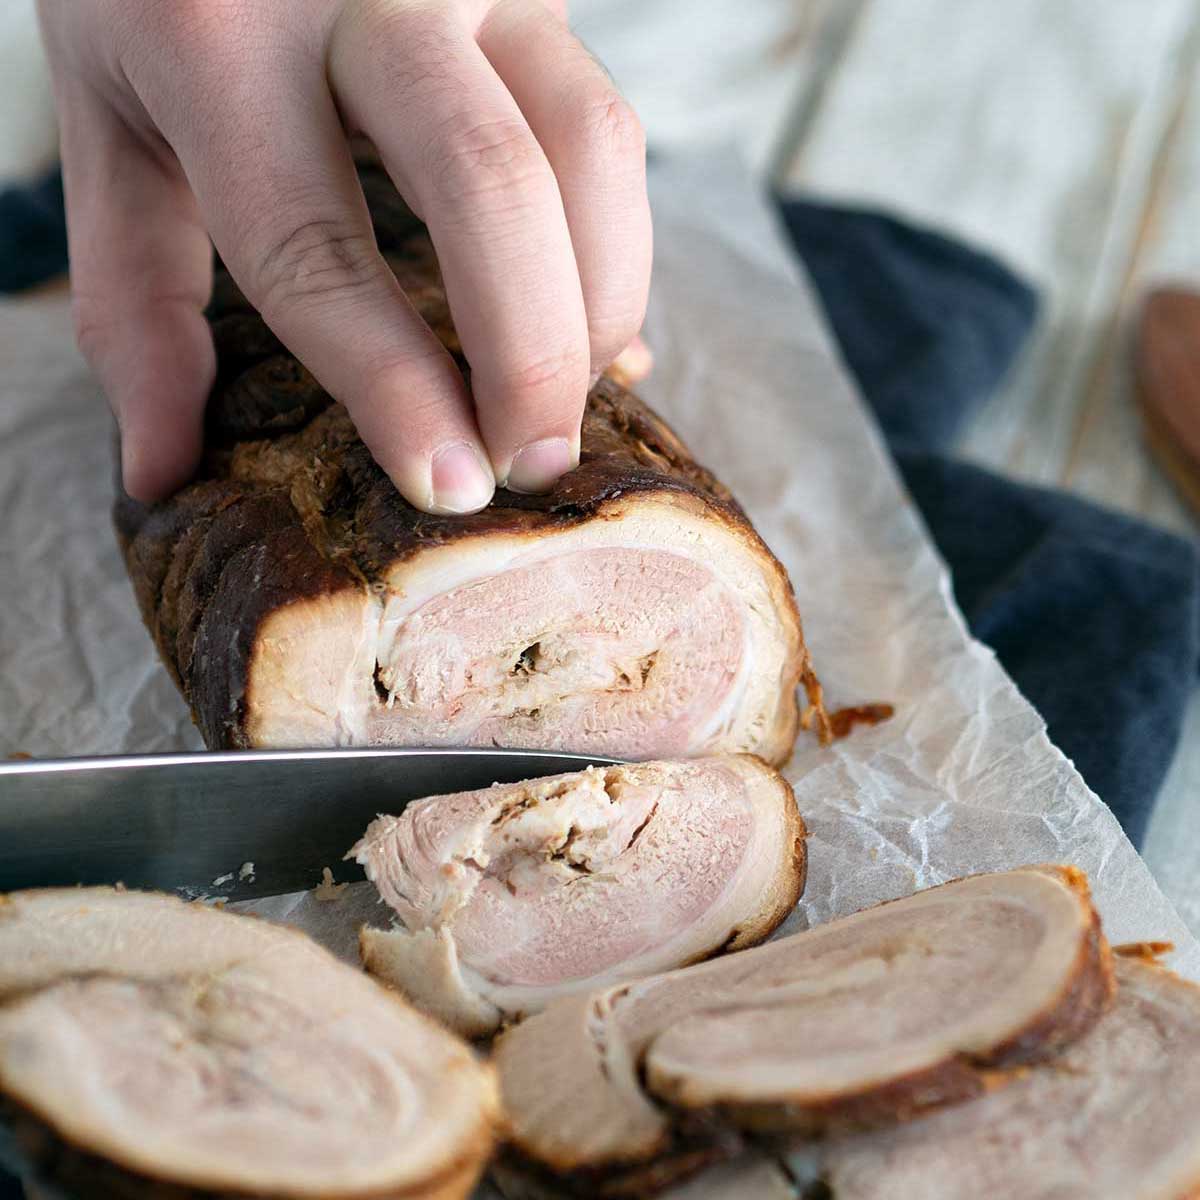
xmin=499 ymin=866 xmax=1115 ymax=1197
xmin=114 ymin=160 xmax=827 ymax=755
xmin=491 ymin=1114 xmax=742 ymax=1200
xmin=710 ymin=865 xmax=1115 ymax=1135
xmin=0 ymin=1095 xmax=493 ymax=1200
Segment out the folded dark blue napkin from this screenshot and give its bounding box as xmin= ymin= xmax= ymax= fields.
xmin=0 ymin=166 xmax=67 ymax=293
xmin=777 ymin=196 xmax=1199 ymax=848
xmin=0 ymin=175 xmax=1194 ymax=838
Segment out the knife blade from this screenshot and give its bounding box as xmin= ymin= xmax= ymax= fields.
xmin=0 ymin=748 xmax=618 ymax=900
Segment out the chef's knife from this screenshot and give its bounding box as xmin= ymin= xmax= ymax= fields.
xmin=0 ymin=748 xmax=618 ymax=901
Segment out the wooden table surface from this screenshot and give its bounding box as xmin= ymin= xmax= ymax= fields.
xmin=3 ymin=0 xmax=1198 ymax=929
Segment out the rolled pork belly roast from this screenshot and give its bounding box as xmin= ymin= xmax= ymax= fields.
xmin=0 ymin=888 xmax=499 ymax=1200
xmin=814 ymin=955 xmax=1200 ymax=1200
xmin=114 ymin=157 xmax=828 ymax=759
xmin=351 ymin=756 xmax=806 ymax=1037
xmin=494 ymin=866 xmax=1113 ymax=1197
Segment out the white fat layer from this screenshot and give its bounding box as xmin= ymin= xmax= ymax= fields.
xmin=245 ymin=588 xmax=380 ymax=748
xmin=355 ymin=759 xmax=799 ymax=1030
xmin=244 ymin=497 xmax=798 ymax=756
xmin=819 ymin=960 xmax=1200 ymax=1200
xmin=497 ymin=869 xmax=1097 ymax=1170
xmin=359 ymin=926 xmax=502 ymax=1039
xmin=641 ymin=870 xmax=1093 ymax=1101
xmin=371 ymin=503 xmax=781 ymax=751
xmin=0 ymin=889 xmax=495 ymax=1196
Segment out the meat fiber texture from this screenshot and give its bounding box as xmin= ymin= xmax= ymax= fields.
xmin=800 ymin=955 xmax=1200 ymax=1200
xmin=0 ymin=888 xmax=500 ymax=1199
xmin=351 ymin=756 xmax=805 ymax=1036
xmin=493 ymin=866 xmax=1114 ymax=1196
xmin=111 ymin=159 xmax=824 ymax=763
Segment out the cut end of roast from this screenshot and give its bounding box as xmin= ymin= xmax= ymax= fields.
xmin=353 ymin=755 xmax=806 ymax=1037
xmin=495 ymin=865 xmax=1112 ymax=1191
xmin=818 ymin=956 xmax=1200 ymax=1200
xmin=0 ymin=888 xmax=499 ymax=1199
xmin=114 ymin=156 xmax=825 ymax=764
xmin=244 ymin=497 xmax=808 ymax=763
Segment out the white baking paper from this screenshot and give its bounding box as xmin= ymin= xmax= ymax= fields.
xmin=1 ymin=152 xmax=1196 ymax=987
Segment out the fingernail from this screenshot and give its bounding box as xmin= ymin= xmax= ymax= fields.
xmin=504 ymin=437 xmax=575 ymax=494
xmin=430 ymin=442 xmax=494 ymax=514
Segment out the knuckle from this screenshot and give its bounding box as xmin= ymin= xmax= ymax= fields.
xmin=147 ymin=0 xmax=252 ymax=56
xmin=355 ymin=0 xmax=453 ymax=59
xmin=248 ymin=217 xmax=384 ymax=314
xmin=363 ymin=350 xmax=458 ymax=421
xmin=588 ymin=304 xmax=646 ymax=360
xmin=425 ymin=116 xmax=550 ymax=208
xmin=335 ymin=2 xmax=461 ymax=107
xmin=579 ymin=92 xmax=645 ymax=161
xmin=71 ymin=294 xmax=115 ymax=364
xmin=499 ymin=347 xmax=589 ymax=401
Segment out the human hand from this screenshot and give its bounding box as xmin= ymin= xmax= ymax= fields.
xmin=37 ymin=0 xmax=652 ymax=512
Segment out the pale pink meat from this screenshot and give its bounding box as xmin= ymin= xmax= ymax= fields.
xmin=352 ymin=756 xmax=805 ymax=1036
xmin=495 ymin=867 xmax=1111 ymax=1184
xmin=368 ymin=549 xmax=746 ymax=759
xmin=817 ymin=957 xmax=1200 ymax=1200
xmin=0 ymin=888 xmax=499 ymax=1200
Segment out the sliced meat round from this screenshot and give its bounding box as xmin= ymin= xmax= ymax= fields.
xmin=0 ymin=888 xmax=499 ymax=1200
xmin=113 ymin=160 xmax=828 ymax=763
xmin=817 ymin=956 xmax=1200 ymax=1200
xmin=353 ymin=756 xmax=806 ymax=1037
xmin=491 ymin=1153 xmax=799 ymax=1200
xmin=495 ymin=866 xmax=1112 ymax=1194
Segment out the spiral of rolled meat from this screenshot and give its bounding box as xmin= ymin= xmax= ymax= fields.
xmin=353 ymin=755 xmax=806 ymax=1036
xmin=0 ymin=887 xmax=499 ymax=1200
xmin=113 ymin=159 xmax=826 ymax=759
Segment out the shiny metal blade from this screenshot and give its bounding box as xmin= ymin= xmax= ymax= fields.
xmin=0 ymin=748 xmax=617 ymax=900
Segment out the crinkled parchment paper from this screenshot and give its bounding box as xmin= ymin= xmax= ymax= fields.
xmin=2 ymin=148 xmax=1194 ymax=1200
xmin=1 ymin=154 xmax=1195 ymax=979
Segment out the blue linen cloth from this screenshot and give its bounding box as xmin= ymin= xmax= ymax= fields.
xmin=776 ymin=196 xmax=1198 ymax=848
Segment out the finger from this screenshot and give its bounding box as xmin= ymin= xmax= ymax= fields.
xmin=164 ymin=50 xmax=494 ymax=514
xmin=58 ymin=95 xmax=213 ymax=502
xmin=330 ymin=3 xmax=590 ymax=494
xmin=607 ymin=334 xmax=654 ymax=388
xmin=478 ymin=0 xmax=651 ymax=376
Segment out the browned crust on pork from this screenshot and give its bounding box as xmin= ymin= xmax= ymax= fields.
xmin=686 ymin=864 xmax=1114 ymax=1136
xmin=1 ymin=1094 xmax=491 ymax=1200
xmin=978 ymin=866 xmax=1114 ymax=1066
xmin=1113 ymin=940 xmax=1175 ymax=962
xmin=491 ymin=1120 xmax=741 ymax=1200
xmin=356 ymin=756 xmax=806 ymax=1040
xmin=495 ymin=866 xmax=1114 ymax=1198
xmin=0 ymin=887 xmax=500 ymax=1200
xmin=114 ymin=159 xmax=823 ymax=755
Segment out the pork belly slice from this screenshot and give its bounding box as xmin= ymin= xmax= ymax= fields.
xmin=0 ymin=888 xmax=499 ymax=1200
xmin=114 ymin=158 xmax=826 ymax=762
xmin=817 ymin=956 xmax=1200 ymax=1200
xmin=495 ymin=866 xmax=1112 ymax=1194
xmin=352 ymin=756 xmax=806 ymax=1037
xmin=491 ymin=1153 xmax=798 ymax=1200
